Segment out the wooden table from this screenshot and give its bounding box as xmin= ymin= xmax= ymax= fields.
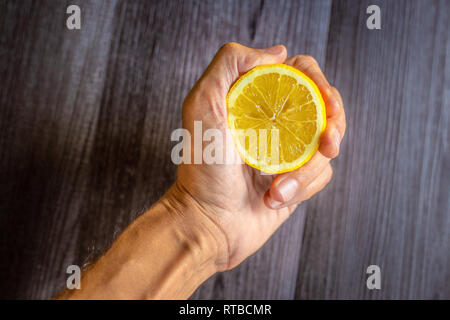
xmin=0 ymin=0 xmax=448 ymax=299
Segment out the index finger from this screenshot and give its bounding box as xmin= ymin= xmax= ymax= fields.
xmin=285 ymin=55 xmax=341 ymax=118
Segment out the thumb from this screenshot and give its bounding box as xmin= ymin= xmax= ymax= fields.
xmin=199 ymin=42 xmax=287 ymax=98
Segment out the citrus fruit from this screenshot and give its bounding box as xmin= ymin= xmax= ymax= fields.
xmin=226 ymin=64 xmax=326 ymax=173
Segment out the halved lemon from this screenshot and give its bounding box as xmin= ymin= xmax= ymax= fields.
xmin=226 ymin=64 xmax=326 ymax=173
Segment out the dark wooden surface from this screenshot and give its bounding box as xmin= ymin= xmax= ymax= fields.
xmin=295 ymin=0 xmax=450 ymax=300
xmin=0 ymin=0 xmax=448 ymax=299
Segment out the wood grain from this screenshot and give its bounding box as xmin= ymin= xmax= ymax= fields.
xmin=0 ymin=0 xmax=120 ymax=299
xmin=295 ymin=0 xmax=450 ymax=299
xmin=0 ymin=0 xmax=448 ymax=299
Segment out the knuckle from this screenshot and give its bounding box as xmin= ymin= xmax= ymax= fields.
xmin=293 ymin=175 xmax=308 ymax=191
xmin=242 ymin=52 xmax=260 ymax=69
xmin=220 ymin=42 xmax=240 ymax=54
xmin=296 ymin=178 xmax=307 ymax=190
xmin=299 ymin=55 xmax=319 ymax=68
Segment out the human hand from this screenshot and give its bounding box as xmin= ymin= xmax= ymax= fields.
xmin=168 ymin=42 xmax=346 ymax=272
xmin=59 ymin=43 xmax=346 ymax=300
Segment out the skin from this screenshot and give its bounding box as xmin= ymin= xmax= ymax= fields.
xmin=58 ymin=43 xmax=346 ymax=300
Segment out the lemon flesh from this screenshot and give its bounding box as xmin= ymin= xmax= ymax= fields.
xmin=226 ymin=64 xmax=326 ymax=173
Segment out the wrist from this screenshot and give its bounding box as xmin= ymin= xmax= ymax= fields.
xmin=134 ymin=181 xmax=227 ymax=298
xmin=137 ymin=191 xmax=219 ymax=298
xmin=160 ymin=182 xmax=229 ymax=272
xmin=62 ymin=183 xmax=225 ymax=299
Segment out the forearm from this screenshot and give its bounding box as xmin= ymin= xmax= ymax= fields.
xmin=58 ymin=185 xmax=220 ymax=299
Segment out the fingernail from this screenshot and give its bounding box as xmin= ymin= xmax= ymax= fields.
xmin=261 ymin=45 xmax=284 ymax=55
xmin=277 ymin=178 xmax=298 ymax=202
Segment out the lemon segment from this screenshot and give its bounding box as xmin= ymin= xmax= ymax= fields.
xmin=226 ymin=64 xmax=326 ymax=173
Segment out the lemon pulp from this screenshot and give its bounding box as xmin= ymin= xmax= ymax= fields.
xmin=226 ymin=64 xmax=326 ymax=173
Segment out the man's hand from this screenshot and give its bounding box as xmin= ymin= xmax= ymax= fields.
xmin=171 ymin=42 xmax=346 ymax=271
xmin=59 ymin=43 xmax=346 ymax=300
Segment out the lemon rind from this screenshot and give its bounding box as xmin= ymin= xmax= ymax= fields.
xmin=226 ymin=64 xmax=326 ymax=174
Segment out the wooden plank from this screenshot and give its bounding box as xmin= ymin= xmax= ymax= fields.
xmin=295 ymin=0 xmax=450 ymax=299
xmin=7 ymin=0 xmax=448 ymax=300
xmin=0 ymin=0 xmax=332 ymax=299
xmin=0 ymin=0 xmax=120 ymax=299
